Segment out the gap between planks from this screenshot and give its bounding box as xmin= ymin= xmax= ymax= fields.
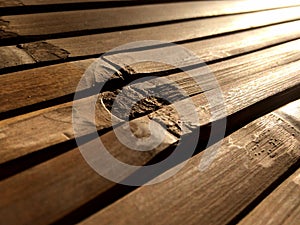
xmin=238 ymin=166 xmax=300 ymax=225
xmin=1 ymin=5 xmax=300 ymax=59
xmin=77 ymin=100 xmax=300 ymax=225
xmin=1 ymin=0 xmax=300 ymax=15
xmin=1 ymin=19 xmax=300 ymax=72
xmin=1 ymin=39 xmax=300 ymax=165
xmin=2 ymin=0 xmax=300 ymax=39
xmin=1 ymin=24 xmax=300 ymax=115
xmin=0 ymin=55 xmax=299 ymax=225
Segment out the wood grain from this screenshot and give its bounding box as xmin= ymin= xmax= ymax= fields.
xmin=0 ymin=46 xmax=34 ymax=68
xmin=0 ymin=59 xmax=299 ymax=225
xmin=0 ymin=0 xmax=23 ymax=7
xmin=2 ymin=19 xmax=300 ymax=70
xmin=2 ymin=1 xmax=300 ymax=38
xmin=239 ymin=169 xmax=300 ymax=225
xmin=2 ymin=24 xmax=300 ymax=114
xmin=238 ymin=100 xmax=300 ymax=225
xmin=78 ymin=100 xmax=300 ymax=225
xmin=1 ymin=0 xmax=299 ymax=8
xmin=1 ymin=6 xmax=298 ymax=64
xmin=43 ymin=6 xmax=300 ymax=58
xmin=0 ymin=115 xmax=177 ymax=225
xmin=0 ymin=2 xmax=300 ymax=224
xmin=1 ymin=40 xmax=300 ymax=164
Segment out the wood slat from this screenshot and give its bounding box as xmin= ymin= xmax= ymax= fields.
xmin=238 ymin=100 xmax=300 ymax=225
xmin=1 ymin=0 xmax=300 ymax=8
xmin=2 ymin=19 xmax=300 ymax=71
xmin=1 ymin=6 xmax=299 ymax=69
xmin=1 ymin=21 xmax=300 ymax=111
xmin=2 ymin=1 xmax=300 ymax=39
xmin=1 ymin=0 xmax=200 ymax=7
xmin=0 ymin=46 xmax=35 ymax=68
xmin=35 ymin=6 xmax=300 ymax=58
xmin=239 ymin=170 xmax=300 ymax=225
xmin=1 ymin=39 xmax=300 ymax=165
xmin=0 ymin=59 xmax=299 ymax=225
xmin=1 ymin=2 xmax=300 ymax=225
xmin=78 ymin=99 xmax=300 ymax=225
xmin=0 ymin=0 xmax=130 ymax=7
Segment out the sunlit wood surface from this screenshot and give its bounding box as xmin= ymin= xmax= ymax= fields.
xmin=0 ymin=1 xmax=299 ymax=225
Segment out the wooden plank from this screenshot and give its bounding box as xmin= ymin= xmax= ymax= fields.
xmin=22 ymin=0 xmax=129 ymax=3
xmin=2 ymin=19 xmax=300 ymax=70
xmin=0 ymin=6 xmax=298 ymax=62
xmin=1 ymin=0 xmax=299 ymax=8
xmin=0 ymin=0 xmax=127 ymax=7
xmin=78 ymin=100 xmax=300 ymax=225
xmin=1 ymin=22 xmax=300 ymax=112
xmin=0 ymin=46 xmax=34 ymax=68
xmin=0 ymin=116 xmax=178 ymax=225
xmin=0 ymin=59 xmax=299 ymax=225
xmin=0 ymin=0 xmax=22 ymax=7
xmin=1 ymin=39 xmax=300 ymax=165
xmin=2 ymin=1 xmax=300 ymax=39
xmin=238 ymin=100 xmax=300 ymax=225
xmin=239 ymin=170 xmax=300 ymax=225
xmin=22 ymin=6 xmax=300 ymax=59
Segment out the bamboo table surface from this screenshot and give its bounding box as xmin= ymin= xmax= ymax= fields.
xmin=0 ymin=1 xmax=299 ymax=225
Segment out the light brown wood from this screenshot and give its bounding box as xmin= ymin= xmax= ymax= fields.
xmin=0 ymin=46 xmax=34 ymax=68
xmin=238 ymin=100 xmax=300 ymax=225
xmin=1 ymin=6 xmax=297 ymax=67
xmin=239 ymin=169 xmax=300 ymax=225
xmin=2 ymin=19 xmax=300 ymax=69
xmin=0 ymin=0 xmax=23 ymax=7
xmin=2 ymin=24 xmax=300 ymax=114
xmin=1 ymin=0 xmax=299 ymax=8
xmin=0 ymin=115 xmax=177 ymax=225
xmin=1 ymin=39 xmax=300 ymax=165
xmin=44 ymin=6 xmax=300 ymax=58
xmin=0 ymin=59 xmax=299 ymax=225
xmin=78 ymin=100 xmax=300 ymax=225
xmin=2 ymin=1 xmax=300 ymax=38
xmin=0 ymin=2 xmax=300 ymax=224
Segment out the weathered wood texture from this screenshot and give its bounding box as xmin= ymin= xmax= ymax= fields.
xmin=2 ymin=1 xmax=300 ymax=38
xmin=1 ymin=6 xmax=300 ymax=70
xmin=238 ymin=100 xmax=300 ymax=225
xmin=1 ymin=1 xmax=300 ymax=225
xmin=0 ymin=46 xmax=35 ymax=68
xmin=78 ymin=100 xmax=300 ymax=225
xmin=1 ymin=40 xmax=300 ymax=165
xmin=29 ymin=7 xmax=300 ymax=56
xmin=2 ymin=19 xmax=300 ymax=71
xmin=1 ymin=25 xmax=300 ymax=115
xmin=1 ymin=0 xmax=299 ymax=8
xmin=0 ymin=56 xmax=299 ymax=225
xmin=239 ymin=169 xmax=300 ymax=225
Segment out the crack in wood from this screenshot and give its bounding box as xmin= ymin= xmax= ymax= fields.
xmin=100 ymin=90 xmax=170 ymax=122
xmin=0 ymin=18 xmax=18 ymax=39
xmin=17 ymin=41 xmax=70 ymax=62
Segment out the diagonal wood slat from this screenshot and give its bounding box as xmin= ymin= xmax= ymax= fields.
xmin=42 ymin=7 xmax=300 ymax=58
xmin=2 ymin=1 xmax=300 ymax=38
xmin=239 ymin=169 xmax=300 ymax=225
xmin=0 ymin=59 xmax=299 ymax=225
xmin=1 ymin=39 xmax=300 ymax=165
xmin=1 ymin=1 xmax=300 ymax=224
xmin=2 ymin=19 xmax=300 ymax=72
xmin=1 ymin=6 xmax=300 ymax=70
xmin=1 ymin=0 xmax=299 ymax=8
xmin=78 ymin=100 xmax=300 ymax=225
